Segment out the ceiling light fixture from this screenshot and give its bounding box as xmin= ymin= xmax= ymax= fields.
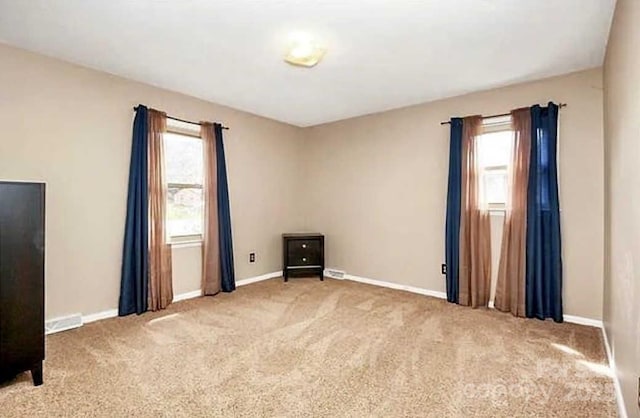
xmin=284 ymin=34 xmax=326 ymax=68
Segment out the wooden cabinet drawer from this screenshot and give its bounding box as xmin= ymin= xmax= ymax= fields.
xmin=287 ymin=239 xmax=321 ymax=264
xmin=288 ymin=253 xmax=320 ymax=267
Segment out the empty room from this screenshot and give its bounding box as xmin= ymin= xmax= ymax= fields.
xmin=0 ymin=0 xmax=638 ymax=417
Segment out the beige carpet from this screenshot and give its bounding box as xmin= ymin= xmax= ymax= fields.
xmin=0 ymin=278 xmax=616 ymax=417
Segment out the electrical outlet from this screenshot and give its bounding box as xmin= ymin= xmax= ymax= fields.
xmin=441 ymin=264 xmax=447 ymax=275
xmin=249 ymin=252 xmax=256 ymax=263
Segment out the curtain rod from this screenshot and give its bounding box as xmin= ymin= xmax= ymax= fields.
xmin=133 ymin=106 xmax=230 ymax=130
xmin=439 ymin=103 xmax=567 ymax=125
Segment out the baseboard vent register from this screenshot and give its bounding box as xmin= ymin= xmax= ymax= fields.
xmin=45 ymin=313 xmax=83 ymax=335
xmin=324 ymin=269 xmax=346 ymax=279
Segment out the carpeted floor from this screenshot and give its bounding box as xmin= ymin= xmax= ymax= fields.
xmin=0 ymin=278 xmax=616 ymax=417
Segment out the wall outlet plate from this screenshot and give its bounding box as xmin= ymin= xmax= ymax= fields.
xmin=441 ymin=264 xmax=447 ymax=275
xmin=249 ymin=252 xmax=256 ymax=263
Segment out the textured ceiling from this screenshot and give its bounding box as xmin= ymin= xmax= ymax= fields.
xmin=0 ymin=0 xmax=616 ymax=126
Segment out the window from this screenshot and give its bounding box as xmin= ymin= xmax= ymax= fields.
xmin=164 ymin=129 xmax=204 ymax=240
xmin=477 ymin=122 xmax=513 ymax=210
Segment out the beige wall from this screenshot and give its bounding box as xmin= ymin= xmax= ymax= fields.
xmin=0 ymin=43 xmax=305 ymax=320
xmin=303 ymin=68 xmax=605 ymax=320
xmin=1 ymin=42 xmax=607 ymax=329
xmin=603 ymin=0 xmax=640 ymax=416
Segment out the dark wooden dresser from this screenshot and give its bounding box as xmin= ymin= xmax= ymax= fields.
xmin=0 ymin=181 xmax=45 ymax=386
xmin=282 ymin=233 xmax=324 ymax=282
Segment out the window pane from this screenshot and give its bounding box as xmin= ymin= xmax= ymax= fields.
xmin=478 ymin=131 xmax=512 ymax=169
xmin=164 ymin=133 xmax=203 ymax=185
xmin=167 ymin=187 xmax=203 ymax=237
xmin=483 ymin=170 xmax=508 ymax=205
xmin=164 ymin=132 xmax=204 ymax=238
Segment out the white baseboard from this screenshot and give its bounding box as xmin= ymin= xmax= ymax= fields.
xmin=601 ymin=326 xmax=628 ymax=418
xmin=236 ymin=270 xmax=282 ymax=286
xmin=45 ymin=271 xmax=282 ymax=335
xmin=45 ymin=313 xmax=83 ymax=335
xmin=172 ymin=289 xmax=202 ymax=302
xmin=83 ymin=309 xmax=118 ymax=324
xmin=344 ymin=273 xmax=448 ymax=300
xmin=563 ymin=314 xmax=603 ymax=328
xmin=343 ymin=273 xmax=602 ymax=328
xmin=79 ymin=290 xmax=203 ymax=327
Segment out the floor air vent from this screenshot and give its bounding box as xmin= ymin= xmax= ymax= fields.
xmin=45 ymin=314 xmax=83 ymax=335
xmin=324 ymin=269 xmax=346 ymax=279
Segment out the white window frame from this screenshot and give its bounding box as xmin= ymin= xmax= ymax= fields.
xmin=478 ymin=115 xmax=512 ymax=213
xmin=165 ymin=119 xmax=204 ymax=244
xmin=475 ymin=113 xmax=561 ymax=214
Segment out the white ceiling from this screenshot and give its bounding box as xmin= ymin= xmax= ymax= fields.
xmin=0 ymin=0 xmax=615 ymax=127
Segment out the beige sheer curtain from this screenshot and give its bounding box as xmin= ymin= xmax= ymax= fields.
xmin=148 ymin=109 xmax=173 ymax=311
xmin=201 ymin=123 xmax=221 ymax=296
xmin=494 ymin=108 xmax=531 ymax=316
xmin=458 ymin=116 xmax=492 ymax=308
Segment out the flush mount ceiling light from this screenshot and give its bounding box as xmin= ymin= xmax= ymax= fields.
xmin=284 ymin=34 xmax=326 ymax=68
